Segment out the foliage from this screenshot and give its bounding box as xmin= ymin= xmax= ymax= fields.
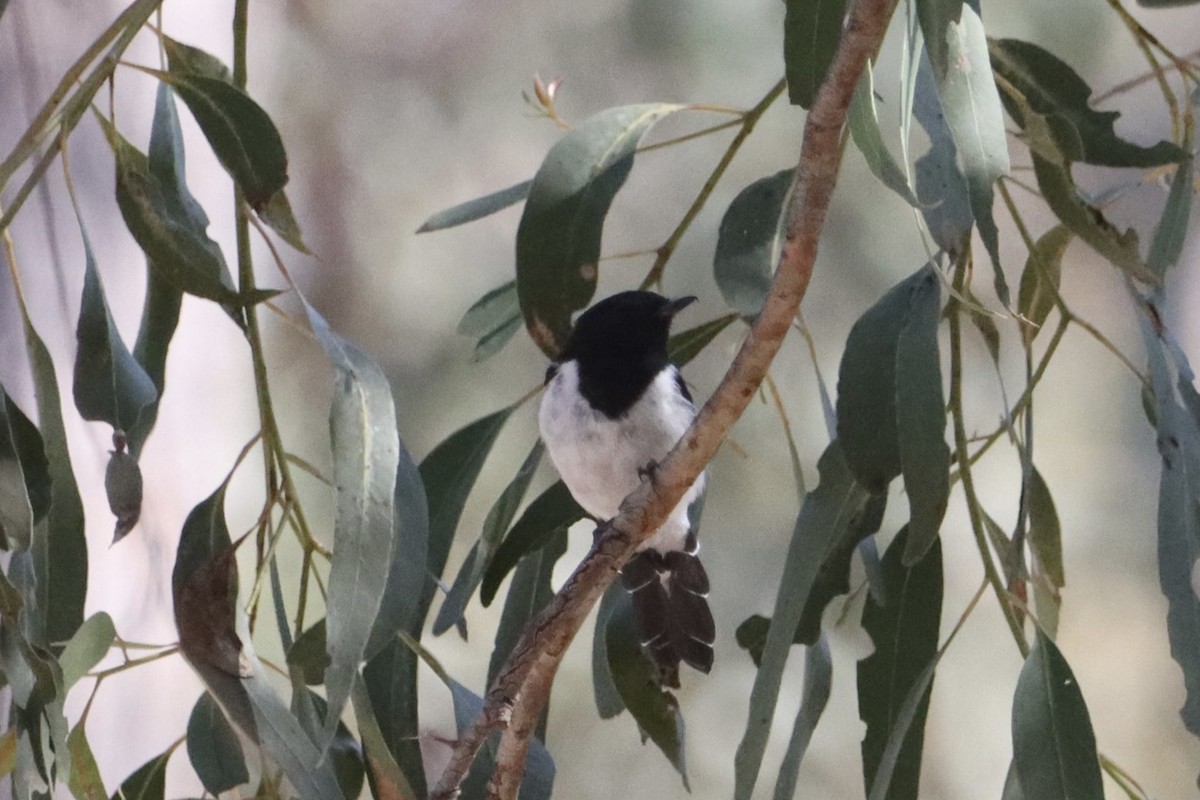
xmin=0 ymin=0 xmax=1198 ymax=798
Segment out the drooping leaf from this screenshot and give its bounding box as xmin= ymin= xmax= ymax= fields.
xmin=257 ymin=189 xmax=311 ymax=254
xmin=1011 ymin=631 xmax=1104 ymax=799
xmin=516 ymin=104 xmax=683 ymax=356
xmin=783 ymin=0 xmax=848 ymax=108
xmin=605 ymin=590 xmax=689 ymax=788
xmin=301 ymin=691 xmax=366 ymax=800
xmin=1031 ymin=154 xmax=1155 ymax=284
xmin=592 ymin=583 xmax=627 ymax=719
xmin=926 ymin=5 xmax=1011 ymax=302
xmin=58 ymin=612 xmax=115 ymax=690
xmin=734 ymin=442 xmax=869 ymax=800
xmin=668 ymin=314 xmax=739 ymax=368
xmin=714 ymin=169 xmax=793 ymax=319
xmin=858 ymin=528 xmax=944 ymax=800
xmin=912 ymin=54 xmax=973 ymax=257
xmin=0 ymin=388 xmax=50 ymax=552
xmin=915 ymin=0 xmax=964 ymax=84
xmin=149 ymin=66 xmax=288 ymax=207
xmin=418 ymin=179 xmax=533 ymax=233
xmin=363 ymin=640 xmax=426 ymax=798
xmin=848 ymin=64 xmax=920 ymax=207
xmin=1147 ymin=154 xmax=1195 ymax=280
xmin=1027 ymin=466 xmax=1064 ymax=589
xmin=71 ymin=223 xmax=158 ymax=432
xmin=186 ymin=691 xmax=249 ymax=796
xmin=734 ymin=614 xmax=773 ymax=668
xmin=350 ymin=676 xmax=418 ymax=800
xmin=481 ymin=480 xmax=586 ymax=606
xmin=458 ymin=281 xmax=522 ymax=362
xmin=19 ymin=315 xmax=86 ymax=647
xmin=302 ymin=298 xmax=400 ymax=745
xmin=162 ymin=35 xmax=233 ymax=83
xmin=989 ymin=38 xmax=1186 ymax=168
xmin=488 ymin=529 xmax=567 ymax=687
xmin=105 ymin=448 xmax=143 ymax=544
xmin=67 ymin=723 xmax=106 ymax=800
xmin=435 ymin=441 xmax=544 ymax=636
xmin=895 ymin=267 xmax=949 ymax=565
xmin=287 ymin=619 xmax=330 ymax=686
xmin=1017 ymin=226 xmax=1070 ymax=345
xmin=111 ymin=749 xmax=172 ymax=800
xmin=772 ymin=634 xmax=833 ymax=800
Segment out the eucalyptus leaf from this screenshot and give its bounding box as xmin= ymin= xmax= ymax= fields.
xmin=859 ymin=528 xmax=943 ymax=800
xmin=258 ymin=189 xmax=311 ymax=254
xmin=1016 ymin=226 xmax=1070 ymax=345
xmin=350 ymin=676 xmax=419 ymax=800
xmin=419 ymin=179 xmax=533 ymax=233
xmin=592 ymin=583 xmax=627 ymax=719
xmin=67 ymin=723 xmax=106 ymax=800
xmin=488 ymin=529 xmax=567 ymax=688
xmin=363 ymin=641 xmax=426 ymax=797
xmin=668 ymin=314 xmax=739 ymax=368
xmin=1011 ymin=631 xmax=1104 ymax=799
xmin=912 ymin=54 xmax=973 ymax=257
xmin=915 ymin=0 xmax=964 ymax=82
xmin=105 ymin=449 xmax=143 ymax=544
xmin=1147 ymin=155 xmax=1195 ymax=280
xmin=162 ymin=35 xmax=232 ymax=83
xmin=734 ymin=441 xmax=869 ymax=800
xmin=458 ymin=281 xmax=522 ymax=362
xmin=783 ymin=0 xmax=848 ymax=109
xmin=772 ymin=635 xmax=833 ymax=800
xmin=110 ymin=749 xmax=171 ymax=800
xmin=481 ymin=480 xmax=586 ymax=606
xmin=58 ymin=612 xmax=115 ymax=690
xmin=186 ymin=691 xmax=248 ymax=795
xmin=302 ymin=298 xmax=400 ymax=747
xmin=714 ymin=169 xmax=793 ymax=319
xmin=516 ymin=104 xmax=683 ymax=356
xmin=0 ymin=388 xmax=50 ymax=552
xmin=848 ymin=65 xmax=920 ymax=207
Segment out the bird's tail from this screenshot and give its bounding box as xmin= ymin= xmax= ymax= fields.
xmin=620 ymin=538 xmax=714 ymax=687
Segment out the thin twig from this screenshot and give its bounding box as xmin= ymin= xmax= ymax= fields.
xmin=430 ymin=0 xmax=901 ymax=796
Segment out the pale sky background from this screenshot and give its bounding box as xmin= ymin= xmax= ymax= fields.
xmin=2 ymin=0 xmax=1200 ymax=798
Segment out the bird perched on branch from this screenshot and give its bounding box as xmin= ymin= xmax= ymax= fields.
xmin=538 ymin=290 xmax=714 ymax=686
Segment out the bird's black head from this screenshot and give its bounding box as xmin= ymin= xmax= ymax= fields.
xmin=554 ymin=290 xmax=696 ymax=417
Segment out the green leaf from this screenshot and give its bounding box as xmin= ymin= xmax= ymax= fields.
xmin=926 ymin=5 xmax=1011 ymax=303
xmin=895 ymin=267 xmax=949 ymax=565
xmin=302 ymin=298 xmax=400 ymax=746
xmin=350 ymin=676 xmax=419 ymax=800
xmin=848 ymin=64 xmax=920 ymax=207
xmin=457 ymin=281 xmax=522 ymax=363
xmin=363 ymin=641 xmax=426 ymax=797
xmin=186 ymin=692 xmax=248 ymax=795
xmin=418 ymin=179 xmax=533 ymax=233
xmin=772 ymin=635 xmax=833 ymax=800
xmin=1031 ymin=154 xmax=1154 ymax=284
xmin=668 ymin=314 xmax=739 ymax=367
xmin=912 ymin=54 xmax=974 ymax=257
xmin=858 ymin=528 xmax=943 ymax=800
xmin=1148 ymin=155 xmax=1195 ymax=280
xmin=151 ymin=66 xmax=288 ymax=207
xmin=783 ymin=0 xmax=848 ymax=109
xmin=1027 ymin=466 xmax=1064 ymax=588
xmin=516 ymin=104 xmax=683 ymax=356
xmin=734 ymin=614 xmax=772 ymax=668
xmin=488 ymin=529 xmax=567 ymax=687
xmin=0 ymin=388 xmax=50 ymax=552
xmin=605 ymin=591 xmax=689 ymax=788
xmin=67 ymin=723 xmax=107 ymax=800
xmin=989 ymin=38 xmax=1186 ymax=168
xmin=435 ymin=441 xmax=544 ymax=636
xmin=713 ymin=169 xmax=793 ymax=319
xmin=59 ymin=612 xmax=115 ymax=690
xmin=1140 ymin=314 xmax=1200 ymax=742
xmin=915 ymin=0 xmax=964 ymax=86
xmin=71 ymin=222 xmax=158 ymax=432
xmin=257 ymin=189 xmax=311 ymax=254
xmin=865 ymin=654 xmax=942 ymax=800
xmin=1002 ymin=760 xmax=1027 ymax=800
xmin=734 ymin=442 xmax=869 ymax=800
xmin=592 ymin=583 xmax=627 ymax=718
xmin=1017 ymin=226 xmax=1070 ymax=345
xmin=287 ymin=619 xmax=329 ymax=685
xmin=111 ymin=749 xmax=171 ymax=800
xmin=480 ymin=480 xmax=585 ymax=606
xmin=303 ymin=691 xmax=366 ymax=800
xmin=108 ymin=126 xmax=243 ymax=307
xmin=162 ymin=35 xmax=232 ymax=82
xmin=105 ymin=449 xmax=143 ymax=544
xmin=1012 ymin=631 xmax=1104 ymax=800
xmin=20 ymin=315 xmax=86 ymax=647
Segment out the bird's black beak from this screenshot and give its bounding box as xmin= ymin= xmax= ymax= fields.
xmin=661 ymin=295 xmax=698 ymax=319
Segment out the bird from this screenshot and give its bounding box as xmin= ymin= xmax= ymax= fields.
xmin=538 ymin=290 xmax=714 ymax=686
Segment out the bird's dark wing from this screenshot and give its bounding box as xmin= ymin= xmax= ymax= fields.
xmin=673 ymin=370 xmax=693 ymax=403
xmin=544 ymin=363 xmax=559 ymax=385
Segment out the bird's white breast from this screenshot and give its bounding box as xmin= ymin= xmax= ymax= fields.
xmin=538 ymin=361 xmax=704 ymax=552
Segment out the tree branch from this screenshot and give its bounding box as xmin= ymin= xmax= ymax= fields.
xmin=429 ymin=0 xmax=898 ymax=796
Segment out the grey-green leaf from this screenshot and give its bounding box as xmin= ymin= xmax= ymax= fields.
xmin=772 ymin=635 xmax=833 ymax=800
xmin=0 ymin=388 xmax=49 ymax=552
xmin=72 ymin=224 xmax=158 ymax=432
xmin=488 ymin=529 xmax=567 ymax=688
xmin=186 ymin=691 xmax=248 ymax=795
xmin=110 ymin=749 xmax=171 ymax=800
xmin=913 ymin=54 xmax=974 ymax=257
xmin=303 ymin=298 xmax=400 ymax=746
xmin=849 ymin=65 xmax=920 ymax=207
xmin=105 ymin=449 xmax=143 ymax=544
xmin=1148 ymin=155 xmax=1195 ymax=280
xmin=734 ymin=441 xmax=869 ymax=800
xmin=458 ymin=281 xmax=522 ymax=362
xmin=481 ymin=480 xmax=586 ymax=606
xmin=915 ymin=0 xmax=964 ymax=86
xmin=419 ymin=180 xmax=533 ymax=233
xmin=592 ymin=583 xmax=627 ymax=718
xmin=783 ymin=0 xmax=848 ymax=109
xmin=989 ymin=38 xmax=1186 ymax=168
xmin=257 ymin=189 xmax=311 ymax=254
xmin=858 ymin=528 xmax=943 ymax=800
xmin=162 ymin=36 xmax=232 ymax=83
xmin=59 ymin=612 xmax=116 ymax=690
xmin=668 ymin=314 xmax=739 ymax=367
xmin=1011 ymin=631 xmax=1104 ymax=800
xmin=895 ymin=266 xmax=949 ymax=565
xmin=516 ymin=103 xmax=682 ymax=357
xmin=1017 ymin=226 xmax=1070 ymax=345
xmin=714 ymin=169 xmax=793 ymax=319
xmin=605 ymin=590 xmax=689 ymax=788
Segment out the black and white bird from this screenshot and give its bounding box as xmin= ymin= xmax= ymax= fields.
xmin=538 ymin=290 xmax=714 ymax=684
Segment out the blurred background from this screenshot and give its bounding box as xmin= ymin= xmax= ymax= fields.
xmin=2 ymin=0 xmax=1199 ymax=797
